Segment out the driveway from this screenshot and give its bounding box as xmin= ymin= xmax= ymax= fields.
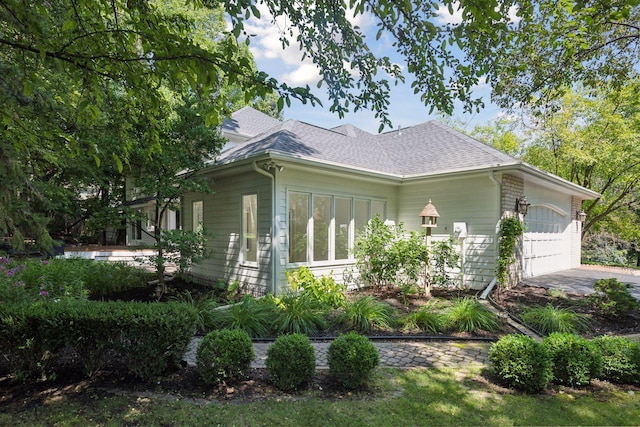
xmin=522 ymin=266 xmax=640 ymax=300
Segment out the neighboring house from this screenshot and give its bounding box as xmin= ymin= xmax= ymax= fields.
xmin=182 ymin=107 xmax=598 ymax=296
xmin=124 ymin=189 xmax=180 ymax=247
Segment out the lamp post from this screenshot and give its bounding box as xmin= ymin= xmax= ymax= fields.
xmin=419 ymin=199 xmax=440 ymax=296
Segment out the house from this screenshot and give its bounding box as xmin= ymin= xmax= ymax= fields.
xmin=182 ymin=106 xmax=598 ymax=295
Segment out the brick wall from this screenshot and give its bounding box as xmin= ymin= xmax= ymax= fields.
xmin=501 ymin=174 xmax=525 ymax=286
xmin=501 ymin=174 xmax=524 ymax=216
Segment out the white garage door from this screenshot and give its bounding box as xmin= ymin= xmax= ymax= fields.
xmin=522 ymin=206 xmax=570 ymax=277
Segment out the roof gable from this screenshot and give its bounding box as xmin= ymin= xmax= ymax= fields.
xmin=215 ymin=114 xmax=517 ymax=177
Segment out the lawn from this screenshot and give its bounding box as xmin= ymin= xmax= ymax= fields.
xmin=1 ymin=368 xmax=638 ymax=426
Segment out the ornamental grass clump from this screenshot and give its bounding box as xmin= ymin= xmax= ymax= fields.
xmin=443 ymin=297 xmax=500 ymax=333
xmin=489 ymin=334 xmax=553 ymax=393
xmin=211 ymin=295 xmax=276 ymax=338
xmin=334 ymin=295 xmax=396 ymax=334
xmin=542 ymin=332 xmax=602 ymax=387
xmin=520 ymin=304 xmax=590 ymax=336
xmin=196 ymin=329 xmax=254 ymax=385
xmin=401 ymin=304 xmax=444 ymax=334
xmin=274 ymin=292 xmax=328 ymax=335
xmin=328 ymin=332 xmax=379 ymax=389
xmin=266 ymin=334 xmax=315 ymax=391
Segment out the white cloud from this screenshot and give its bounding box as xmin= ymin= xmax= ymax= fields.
xmin=435 ymin=2 xmax=464 ymax=25
xmin=435 ymin=2 xmax=522 ymax=25
xmin=281 ymin=63 xmax=322 ymax=86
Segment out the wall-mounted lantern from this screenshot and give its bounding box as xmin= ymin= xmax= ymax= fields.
xmin=419 ymin=199 xmax=440 ymax=236
xmin=516 ymin=196 xmax=531 ymax=217
xmin=576 ymin=210 xmax=587 ymax=223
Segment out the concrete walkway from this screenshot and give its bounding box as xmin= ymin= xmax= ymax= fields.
xmin=184 ymin=338 xmax=492 ymax=369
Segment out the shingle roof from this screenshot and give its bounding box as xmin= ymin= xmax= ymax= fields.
xmin=221 ymin=106 xmax=281 ymax=138
xmin=214 ymin=108 xmax=518 ymax=177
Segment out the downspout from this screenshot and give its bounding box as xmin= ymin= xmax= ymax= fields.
xmin=252 ymin=161 xmax=277 ymax=295
xmin=480 ymin=171 xmax=502 ymax=299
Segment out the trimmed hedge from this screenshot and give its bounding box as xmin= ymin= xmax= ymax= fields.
xmin=266 ymin=334 xmax=315 ymax=391
xmin=328 ymin=332 xmax=379 ymax=389
xmin=593 ymin=335 xmax=640 ymax=385
xmin=542 ymin=333 xmax=602 ymax=387
xmin=489 ymin=334 xmax=553 ymax=393
xmin=0 ymin=300 xmax=197 ymax=381
xmin=196 ymin=329 xmax=254 ymax=385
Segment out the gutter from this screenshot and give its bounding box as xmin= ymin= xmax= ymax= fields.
xmin=252 ymin=161 xmax=277 ymax=295
xmin=480 ymin=171 xmax=503 ymax=299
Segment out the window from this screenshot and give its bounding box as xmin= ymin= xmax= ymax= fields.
xmin=335 ymin=198 xmax=351 ymax=260
xmin=313 ymin=195 xmax=331 ymax=261
xmin=289 ymin=193 xmax=309 ymax=263
xmin=132 ymin=219 xmax=142 ymax=240
xmin=288 ymin=192 xmax=385 ymax=264
xmin=242 ymin=194 xmax=258 ymax=263
xmin=527 ymin=206 xmax=564 ymax=233
xmin=192 ymin=201 xmax=203 ymax=232
xmin=354 ymin=199 xmax=370 ymax=242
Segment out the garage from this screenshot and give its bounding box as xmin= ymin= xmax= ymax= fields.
xmin=522 ymin=205 xmax=571 ymax=277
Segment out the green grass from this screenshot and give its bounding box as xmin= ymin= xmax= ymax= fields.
xmin=2 ymin=368 xmax=638 ymax=426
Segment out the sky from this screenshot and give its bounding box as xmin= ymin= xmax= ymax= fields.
xmin=242 ymin=2 xmax=518 ymax=134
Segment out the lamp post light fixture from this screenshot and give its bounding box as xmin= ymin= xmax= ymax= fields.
xmin=516 ymin=196 xmax=531 ymax=217
xmin=576 ymin=210 xmax=587 ymax=223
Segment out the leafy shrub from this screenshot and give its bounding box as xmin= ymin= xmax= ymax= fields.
xmin=354 ymin=216 xmax=426 ymax=291
xmin=274 ymin=293 xmax=327 ymax=335
xmin=328 ymin=332 xmax=379 ymax=389
xmin=430 ymin=239 xmax=461 ymax=289
xmin=593 ymin=335 xmax=640 ymax=385
xmin=589 ymin=278 xmax=639 ymax=319
xmin=520 ymin=304 xmax=591 ymax=336
xmin=582 ymin=232 xmax=631 ymax=266
xmin=196 ymin=329 xmax=254 ymax=385
xmin=542 ymin=333 xmax=602 ymax=387
xmin=489 ymin=334 xmax=553 ymax=393
xmin=0 ymin=257 xmax=153 ymax=303
xmin=401 ymin=304 xmax=444 ymax=333
xmin=443 ymin=298 xmax=500 ymax=333
xmin=266 ymin=334 xmax=315 ymax=390
xmin=81 ymin=261 xmax=153 ymax=296
xmin=212 ymin=295 xmax=277 ymax=338
xmin=0 ymin=300 xmax=197 ymax=382
xmin=334 ymin=295 xmax=396 ymax=333
xmin=286 ymin=266 xmax=346 ymax=309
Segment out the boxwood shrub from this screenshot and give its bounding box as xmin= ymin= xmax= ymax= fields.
xmin=266 ymin=333 xmax=315 ymax=391
xmin=593 ymin=335 xmax=640 ymax=385
xmin=196 ymin=329 xmax=254 ymax=385
xmin=328 ymin=332 xmax=379 ymax=389
xmin=489 ymin=334 xmax=553 ymax=393
xmin=542 ymin=332 xmax=602 ymax=387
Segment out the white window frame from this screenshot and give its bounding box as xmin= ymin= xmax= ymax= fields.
xmin=288 ymin=191 xmax=386 ymax=266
